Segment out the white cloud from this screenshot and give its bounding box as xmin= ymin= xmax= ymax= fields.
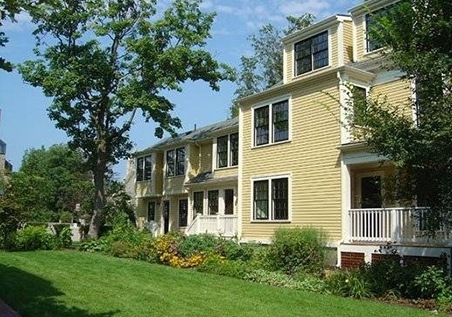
xmin=1 ymin=12 xmax=33 ymax=32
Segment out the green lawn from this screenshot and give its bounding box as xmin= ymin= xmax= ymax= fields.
xmin=0 ymin=250 xmax=439 ymax=317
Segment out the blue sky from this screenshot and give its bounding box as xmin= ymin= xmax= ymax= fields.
xmin=0 ymin=0 xmax=360 ymax=179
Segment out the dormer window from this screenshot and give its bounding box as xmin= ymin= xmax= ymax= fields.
xmin=365 ymin=6 xmax=392 ymax=52
xmin=294 ymin=31 xmax=328 ymax=75
xmin=136 ymin=155 xmax=152 ymax=181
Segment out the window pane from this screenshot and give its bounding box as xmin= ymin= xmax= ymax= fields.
xmin=208 ymin=190 xmax=219 ymax=215
xmin=217 ymin=135 xmax=228 ymax=168
xmin=179 ymin=199 xmax=188 ymax=227
xmin=147 ymin=201 xmax=156 ymax=221
xmin=366 ymin=8 xmax=387 ymax=52
xmin=295 ymin=31 xmax=328 ymax=75
xmin=136 ymin=157 xmax=144 ymax=181
xmin=166 ymin=150 xmax=175 ymax=177
xmin=193 ymin=191 xmax=204 ymax=216
xmin=254 ymin=180 xmax=268 ymax=220
xmin=224 ymin=189 xmax=234 ymax=215
xmin=273 ymin=100 xmax=289 ymax=142
xmin=230 ymin=133 xmax=239 ymax=166
xmin=312 ymin=31 xmax=328 ymax=69
xmin=176 ymin=147 xmax=185 ymax=176
xmin=272 ymin=178 xmax=288 ymax=220
xmin=144 ymin=155 xmax=152 ymax=180
xmin=255 ymin=106 xmax=269 ymax=146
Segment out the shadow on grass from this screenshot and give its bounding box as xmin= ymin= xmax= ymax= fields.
xmin=0 ymin=263 xmax=119 ymax=317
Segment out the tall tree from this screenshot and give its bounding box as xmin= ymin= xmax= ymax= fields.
xmin=230 ymin=14 xmax=314 ymax=117
xmin=19 ymin=0 xmax=233 ymax=238
xmin=348 ymin=0 xmax=452 ymax=228
xmin=0 ymin=0 xmax=21 ymax=71
xmin=12 ymin=144 xmax=93 ymax=222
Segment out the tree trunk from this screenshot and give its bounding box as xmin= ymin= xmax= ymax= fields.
xmin=87 ymin=148 xmax=107 ymax=239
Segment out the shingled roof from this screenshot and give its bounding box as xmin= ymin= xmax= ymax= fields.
xmin=136 ymin=116 xmax=238 ymax=155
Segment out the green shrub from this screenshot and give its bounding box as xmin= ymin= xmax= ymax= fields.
xmin=59 ymin=211 xmax=73 ymax=223
xmin=413 ymin=266 xmax=451 ymax=299
xmin=196 ymin=258 xmax=252 ymax=279
xmin=133 ymin=238 xmax=158 ymax=263
xmin=266 ymin=227 xmax=327 ymax=276
xmin=55 ymin=225 xmax=72 ymax=249
xmin=79 ymin=238 xmax=109 ymax=253
xmin=360 ymin=257 xmax=421 ymax=298
xmin=177 ymin=234 xmax=220 ymax=258
xmin=326 ymin=269 xmax=371 ymax=299
xmin=14 ymin=225 xmax=55 ymax=251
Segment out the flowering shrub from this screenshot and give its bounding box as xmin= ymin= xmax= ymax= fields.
xmin=154 ymin=233 xmax=206 ymax=268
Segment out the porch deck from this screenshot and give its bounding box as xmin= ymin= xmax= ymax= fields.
xmin=347 ymin=207 xmax=451 ymax=245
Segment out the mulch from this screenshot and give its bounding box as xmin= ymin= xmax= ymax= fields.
xmin=0 ymin=299 xmax=20 ymax=317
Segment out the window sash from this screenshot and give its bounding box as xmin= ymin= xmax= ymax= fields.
xmin=176 ymin=147 xmax=185 ymax=175
xmin=144 ymin=155 xmax=152 ymax=180
xmin=295 ymin=31 xmax=328 ymax=75
xmin=272 ymin=101 xmax=289 ymax=142
xmin=178 ymin=199 xmax=188 ymax=227
xmin=272 ymin=178 xmax=288 ymax=220
xmin=217 ymin=135 xmax=228 ymax=168
xmin=253 ymin=178 xmax=289 ymax=221
xmin=193 ymin=191 xmax=204 ymax=216
xmin=167 ymin=147 xmax=185 ymax=177
xmin=254 ymin=180 xmax=269 ymax=220
xmin=208 ymin=190 xmax=219 ymax=215
xmin=147 ymin=201 xmax=156 ymax=221
xmin=136 ymin=157 xmax=144 ymax=181
xmin=230 ymin=133 xmax=239 ymax=166
xmin=254 ymin=106 xmax=269 ymax=146
xmin=166 ymin=150 xmax=175 ymax=177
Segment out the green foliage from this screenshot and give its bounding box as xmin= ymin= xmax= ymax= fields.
xmin=266 ymin=227 xmax=327 ymax=276
xmin=8 ymin=144 xmax=94 ymax=223
xmin=14 ymin=225 xmax=55 ymax=251
xmin=79 ymin=238 xmax=109 ymax=253
xmin=326 ymin=269 xmax=371 ymax=299
xmin=413 ymin=266 xmax=452 ymax=299
xmin=244 ymin=269 xmax=328 ymax=293
xmin=19 ymin=0 xmax=234 ymax=238
xmin=0 ymin=179 xmax=27 ymax=249
xmin=347 ymin=0 xmax=452 ymax=223
xmin=196 ymin=257 xmax=252 ymax=279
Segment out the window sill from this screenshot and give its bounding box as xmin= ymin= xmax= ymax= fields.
xmin=252 ymin=139 xmax=291 ymax=149
xmin=165 ymin=175 xmax=185 ymax=179
xmin=136 ymin=180 xmax=152 ymax=183
xmin=292 ymin=65 xmax=331 ymax=80
xmin=250 ymin=220 xmax=291 ymax=223
xmin=363 ymin=47 xmax=385 ymax=57
xmin=214 ymin=165 xmax=238 ymax=171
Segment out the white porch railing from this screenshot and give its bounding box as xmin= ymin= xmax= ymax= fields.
xmin=185 ymin=214 xmax=238 ymax=237
xmin=348 ymin=207 xmax=451 ymax=244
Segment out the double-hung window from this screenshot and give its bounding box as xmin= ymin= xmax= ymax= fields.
xmin=253 ymin=177 xmax=289 ymax=221
xmin=365 ymin=6 xmax=392 ymax=53
xmin=193 ymin=191 xmax=204 ymax=216
xmin=166 ymin=147 xmax=185 ymax=177
xmin=136 ymin=155 xmax=152 ymax=181
xmin=208 ymin=190 xmax=219 ymax=215
xmin=254 ymin=100 xmax=289 ymax=146
xmin=295 ymin=31 xmax=328 ymax=75
xmin=216 ymin=133 xmax=239 ymax=168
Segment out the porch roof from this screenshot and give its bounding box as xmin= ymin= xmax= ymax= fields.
xmin=185 ymin=171 xmax=238 ymax=186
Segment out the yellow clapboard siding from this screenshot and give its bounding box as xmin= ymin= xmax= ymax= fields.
xmin=330 ymin=25 xmax=338 ymax=68
xmin=343 ymin=21 xmax=353 ymax=64
xmin=240 ymin=75 xmax=342 ymax=242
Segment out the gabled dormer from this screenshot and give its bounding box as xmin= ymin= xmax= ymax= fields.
xmin=282 ymin=15 xmax=353 ymax=84
xmin=349 ymin=0 xmax=398 ymax=62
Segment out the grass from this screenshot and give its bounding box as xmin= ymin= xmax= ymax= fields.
xmin=0 ymin=250 xmax=440 ymax=317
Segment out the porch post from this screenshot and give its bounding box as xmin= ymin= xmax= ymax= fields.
xmin=196 ymin=213 xmax=201 ymax=234
xmin=391 ymin=208 xmax=399 ymax=242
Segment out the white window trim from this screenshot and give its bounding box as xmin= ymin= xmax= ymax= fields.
xmin=250 ymin=173 xmax=292 ymax=222
xmin=136 ymin=154 xmax=153 ymax=182
xmin=213 ymin=133 xmax=239 ymax=170
xmin=251 ymin=96 xmax=292 ymax=149
xmin=293 ymin=29 xmax=331 ymax=78
xmin=164 ymin=146 xmax=186 ymax=178
xmin=177 ymin=198 xmax=188 ymax=227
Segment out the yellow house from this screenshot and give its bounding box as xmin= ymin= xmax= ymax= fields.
xmin=130 ymin=117 xmax=239 ymax=237
xmin=238 ymin=0 xmax=449 ymax=268
xmin=129 ymin=0 xmax=450 ymax=268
